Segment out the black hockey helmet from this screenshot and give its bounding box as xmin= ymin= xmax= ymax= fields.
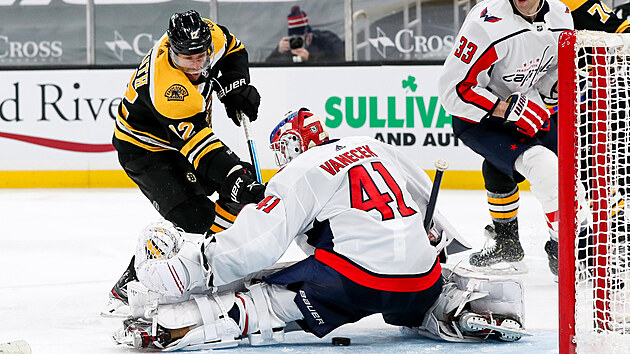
xmin=167 ymin=10 xmax=212 ymax=55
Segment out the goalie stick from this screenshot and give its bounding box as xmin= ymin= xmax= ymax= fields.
xmin=424 ymin=159 xmax=449 ymax=232
xmin=238 ymin=111 xmax=263 ymax=183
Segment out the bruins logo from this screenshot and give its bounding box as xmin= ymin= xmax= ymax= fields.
xmin=165 ymin=84 xmax=189 ymax=101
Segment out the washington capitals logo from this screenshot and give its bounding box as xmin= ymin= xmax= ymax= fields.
xmin=480 ymin=8 xmax=501 ymax=22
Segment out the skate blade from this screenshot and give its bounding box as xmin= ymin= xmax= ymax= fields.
xmin=100 ymin=298 xmax=131 ymax=318
xmin=473 ymin=319 xmax=532 ymax=339
xmin=471 ymin=261 xmax=529 ymax=275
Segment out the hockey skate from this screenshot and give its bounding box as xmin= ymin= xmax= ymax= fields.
xmin=468 ymin=224 xmax=527 ymax=275
xmin=544 ymin=239 xmax=558 ymax=278
xmin=413 ymin=265 xmax=530 ymax=343
xmin=113 ymin=318 xmax=171 ymax=349
xmin=100 ymin=256 xmax=136 ymax=318
xmin=458 ymin=312 xmax=531 ymax=342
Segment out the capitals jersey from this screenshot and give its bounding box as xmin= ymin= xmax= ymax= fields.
xmin=113 ymin=18 xmax=249 ymax=171
xmin=438 ymin=0 xmax=573 ymax=122
xmin=206 ymin=136 xmax=440 ymax=288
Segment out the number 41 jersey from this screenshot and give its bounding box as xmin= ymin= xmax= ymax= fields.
xmin=438 ymin=0 xmax=573 ymax=123
xmin=207 ymin=136 xmax=440 ymax=286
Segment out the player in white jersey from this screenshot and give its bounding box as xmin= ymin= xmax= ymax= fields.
xmin=438 ymin=0 xmax=585 ymax=275
xmin=113 ymin=108 xmax=529 ymax=350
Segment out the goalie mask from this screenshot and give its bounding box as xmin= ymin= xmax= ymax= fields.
xmin=269 ymin=108 xmax=329 ymax=167
xmin=167 ymin=10 xmax=213 ymax=74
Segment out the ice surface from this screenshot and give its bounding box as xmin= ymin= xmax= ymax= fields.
xmin=0 ymin=189 xmax=559 ymax=353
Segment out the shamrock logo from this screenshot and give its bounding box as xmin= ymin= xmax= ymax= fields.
xmin=402 ymin=75 xmax=417 ymax=93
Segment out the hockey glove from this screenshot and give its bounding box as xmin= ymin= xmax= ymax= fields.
xmin=213 ymin=72 xmax=260 ymax=126
xmin=504 ymin=92 xmax=550 ymax=138
xmin=219 ymin=164 xmax=266 ymax=205
xmin=134 ymin=221 xmax=212 ymax=299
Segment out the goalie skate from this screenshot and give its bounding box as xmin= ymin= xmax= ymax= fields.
xmin=100 ymin=298 xmax=131 ymax=318
xmin=458 ymin=312 xmax=531 ymax=342
xmin=100 ymin=256 xmax=136 ymax=318
xmin=113 ymin=318 xmax=171 ymax=349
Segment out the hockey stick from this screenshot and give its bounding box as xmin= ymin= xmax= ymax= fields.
xmin=423 ymin=158 xmax=449 ymax=232
xmin=238 ymin=111 xmax=263 ymax=183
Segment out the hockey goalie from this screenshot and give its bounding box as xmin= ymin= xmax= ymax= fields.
xmin=113 ymin=108 xmax=531 ymax=350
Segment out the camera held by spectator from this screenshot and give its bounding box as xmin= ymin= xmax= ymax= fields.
xmin=265 ymin=6 xmax=344 ymax=64
xmin=289 ymin=35 xmax=304 ymax=50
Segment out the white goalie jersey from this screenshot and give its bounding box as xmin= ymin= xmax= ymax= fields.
xmin=205 ymin=136 xmax=439 ymax=286
xmin=438 ymin=0 xmax=573 ymax=122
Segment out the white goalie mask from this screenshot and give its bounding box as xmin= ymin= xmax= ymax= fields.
xmin=269 ymin=108 xmax=329 ymax=168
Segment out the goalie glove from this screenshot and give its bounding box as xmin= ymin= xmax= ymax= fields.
xmin=504 ymin=92 xmax=550 ymax=138
xmin=213 ymin=72 xmax=261 ymax=126
xmin=134 ymin=221 xmax=211 ymax=299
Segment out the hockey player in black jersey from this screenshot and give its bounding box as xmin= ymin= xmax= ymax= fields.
xmin=103 ymin=10 xmax=265 ymax=316
xmin=465 ymin=0 xmax=629 ymax=276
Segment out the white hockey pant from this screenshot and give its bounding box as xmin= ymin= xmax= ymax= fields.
xmin=129 ymin=281 xmax=303 ymax=351
xmin=418 ymin=265 xmax=525 ymax=342
xmin=514 ymin=146 xmax=588 ymax=241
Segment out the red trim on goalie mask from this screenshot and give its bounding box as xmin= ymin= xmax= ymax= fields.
xmin=314 ymin=249 xmax=441 ymax=292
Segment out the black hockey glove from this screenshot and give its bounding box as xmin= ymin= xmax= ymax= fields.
xmin=213 ymin=72 xmax=260 ymax=126
xmin=219 ymin=164 xmax=266 ymax=206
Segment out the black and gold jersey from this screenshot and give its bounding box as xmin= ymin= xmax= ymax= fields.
xmin=113 ymin=18 xmax=249 ymax=172
xmin=562 ymin=0 xmax=630 ymax=32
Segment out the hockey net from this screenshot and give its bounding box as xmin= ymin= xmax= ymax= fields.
xmin=558 ymin=30 xmax=630 ymax=353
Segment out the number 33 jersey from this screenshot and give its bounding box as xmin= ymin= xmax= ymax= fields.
xmin=438 ymin=0 xmax=573 ymax=123
xmin=206 ymin=136 xmax=440 ymax=287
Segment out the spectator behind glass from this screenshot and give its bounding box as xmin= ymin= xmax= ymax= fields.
xmin=265 ymin=6 xmax=344 ymax=64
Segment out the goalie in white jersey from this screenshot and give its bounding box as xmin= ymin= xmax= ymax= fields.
xmin=114 ymin=108 xmax=529 ymax=350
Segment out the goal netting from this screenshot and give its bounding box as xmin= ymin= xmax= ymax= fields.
xmin=558 ymin=30 xmax=630 ymax=354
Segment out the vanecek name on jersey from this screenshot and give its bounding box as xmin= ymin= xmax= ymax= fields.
xmin=206 ymin=136 xmax=440 ymax=288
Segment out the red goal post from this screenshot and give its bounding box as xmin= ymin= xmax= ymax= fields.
xmin=558 ymin=30 xmax=630 ymax=354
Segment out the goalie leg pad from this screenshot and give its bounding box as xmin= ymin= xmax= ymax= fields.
xmin=416 ymin=265 xmax=525 ymax=342
xmin=159 ymin=284 xmax=298 ymax=350
xmin=443 ymin=264 xmax=525 ymax=323
xmin=159 ymin=293 xmax=241 ymax=351
xmin=241 ymin=283 xmax=300 ymax=346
